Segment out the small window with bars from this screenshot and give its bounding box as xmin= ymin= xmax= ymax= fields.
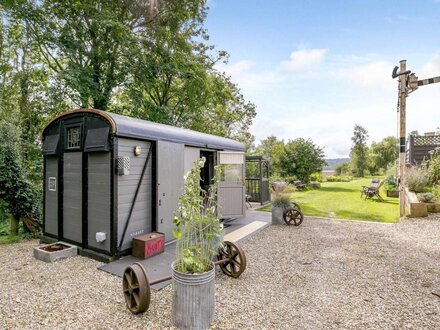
xmin=67 ymin=127 xmax=81 ymax=149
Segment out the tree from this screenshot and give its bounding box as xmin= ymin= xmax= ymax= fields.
xmin=3 ymin=0 xmax=255 ymax=142
xmin=350 ymin=124 xmax=369 ymax=177
xmin=368 ymin=136 xmax=398 ymax=175
xmin=253 ymin=135 xmax=285 ymax=176
xmin=278 ymin=138 xmax=326 ymax=183
xmin=334 ymin=162 xmax=350 ymax=176
xmin=109 ymin=2 xmax=256 ymax=145
xmin=0 ymin=121 xmax=41 ymax=235
xmin=3 ymin=0 xmax=206 ymax=110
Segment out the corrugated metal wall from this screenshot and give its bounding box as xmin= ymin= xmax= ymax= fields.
xmin=117 ymin=138 xmax=153 ymax=251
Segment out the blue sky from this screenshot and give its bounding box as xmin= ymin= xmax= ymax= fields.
xmin=205 ymin=0 xmax=440 ymax=157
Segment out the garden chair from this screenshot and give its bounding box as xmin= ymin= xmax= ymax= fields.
xmin=361 ymin=179 xmax=384 ymax=201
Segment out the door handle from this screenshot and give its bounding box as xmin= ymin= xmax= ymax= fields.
xmin=159 ymin=199 xmax=162 ymax=206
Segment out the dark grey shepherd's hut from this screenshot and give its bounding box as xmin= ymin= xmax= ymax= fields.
xmin=41 ymin=109 xmax=246 ymax=261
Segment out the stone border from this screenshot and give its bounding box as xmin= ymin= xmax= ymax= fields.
xmin=404 ymin=188 xmax=440 ymax=217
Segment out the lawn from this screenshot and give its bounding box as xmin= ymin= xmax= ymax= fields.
xmin=258 ymin=178 xmax=399 ymax=223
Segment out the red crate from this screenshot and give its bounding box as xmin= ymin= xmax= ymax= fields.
xmin=132 ymin=232 xmax=165 ymax=259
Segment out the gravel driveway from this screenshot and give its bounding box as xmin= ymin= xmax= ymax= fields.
xmin=1 ymin=213 xmax=439 ymax=329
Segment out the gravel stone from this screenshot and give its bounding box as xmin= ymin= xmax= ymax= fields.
xmin=1 ymin=213 xmax=439 ymax=329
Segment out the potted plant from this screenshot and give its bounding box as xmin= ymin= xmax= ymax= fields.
xmin=171 ymin=158 xmax=223 ymax=330
xmin=384 ymin=177 xmax=399 ymax=198
xmin=271 ymin=183 xmax=293 ymax=224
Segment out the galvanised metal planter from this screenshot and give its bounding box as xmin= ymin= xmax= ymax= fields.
xmin=271 ymin=206 xmax=285 ymax=225
xmin=171 ymin=262 xmax=216 ymax=330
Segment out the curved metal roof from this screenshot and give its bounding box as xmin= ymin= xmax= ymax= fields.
xmin=43 ymin=109 xmax=246 ymax=152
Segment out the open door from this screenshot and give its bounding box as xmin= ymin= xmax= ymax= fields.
xmin=217 ymin=152 xmax=246 ymax=218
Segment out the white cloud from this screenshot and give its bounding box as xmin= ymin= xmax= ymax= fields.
xmin=280 ymin=48 xmax=328 ymax=73
xmin=217 ymin=60 xmax=254 ymax=77
xmin=218 ymin=53 xmax=440 ymax=159
xmin=338 ymin=60 xmax=395 ymax=91
xmin=419 ymin=53 xmax=440 ymax=78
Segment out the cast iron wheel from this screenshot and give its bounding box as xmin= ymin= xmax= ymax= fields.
xmin=283 ymin=208 xmax=304 ymax=226
xmin=292 ymin=202 xmax=301 ymax=212
xmin=217 ymin=241 xmax=247 ymax=278
xmin=122 ymin=262 xmax=150 ymax=314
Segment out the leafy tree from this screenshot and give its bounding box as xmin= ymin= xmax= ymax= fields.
xmin=0 ymin=121 xmax=41 ymax=235
xmin=368 ymin=136 xmax=398 ymax=175
xmin=109 ymin=2 xmax=256 ymax=145
xmin=278 ymin=138 xmax=326 ymax=183
xmin=350 ymin=124 xmax=369 ymax=177
xmin=4 ymin=0 xmax=255 ymax=142
xmin=253 ymin=135 xmax=285 ymax=176
xmin=334 ymin=162 xmax=350 ymax=176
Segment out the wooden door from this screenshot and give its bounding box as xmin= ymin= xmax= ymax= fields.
xmin=156 ymin=141 xmax=184 ymax=241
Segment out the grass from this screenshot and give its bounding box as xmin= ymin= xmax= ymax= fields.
xmin=258 ymin=177 xmax=399 ymax=223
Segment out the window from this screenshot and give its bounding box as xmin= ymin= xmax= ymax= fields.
xmin=67 ymin=127 xmax=81 ymax=149
xmin=220 ymin=164 xmax=243 ymax=183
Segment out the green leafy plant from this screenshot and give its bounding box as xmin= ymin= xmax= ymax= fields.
xmin=173 ymin=158 xmax=223 ymax=274
xmin=272 ymin=194 xmax=293 ymax=210
xmin=405 ymin=167 xmax=430 ymax=193
xmin=307 ymin=182 xmax=321 ymax=189
xmin=428 ymin=149 xmax=440 ymax=185
xmin=417 ymin=192 xmax=437 ymax=203
xmin=431 ymin=185 xmax=440 ymax=199
xmin=326 ymin=175 xmax=353 ymax=182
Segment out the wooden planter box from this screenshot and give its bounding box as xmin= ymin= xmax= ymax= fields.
xmin=386 ymin=190 xmax=399 ymax=198
xmin=132 ymin=232 xmax=165 ymax=259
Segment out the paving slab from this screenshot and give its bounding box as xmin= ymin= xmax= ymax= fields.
xmin=98 ymin=209 xmax=271 ymax=289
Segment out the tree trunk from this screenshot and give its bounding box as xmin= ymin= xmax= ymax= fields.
xmin=10 ymin=214 xmax=19 ymax=236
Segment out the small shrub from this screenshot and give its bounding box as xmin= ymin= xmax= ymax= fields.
xmin=428 ymin=150 xmax=440 ymax=184
xmin=405 ymin=168 xmax=430 ymax=193
xmin=272 ymin=194 xmax=293 ymax=210
xmin=417 ymin=192 xmax=437 ymax=203
xmin=326 ymin=175 xmax=352 ymax=182
xmin=307 ymin=182 xmax=321 ymax=189
xmin=283 ymin=175 xmax=298 ymax=184
xmin=310 ymin=172 xmax=323 ymax=182
xmin=326 ymin=175 xmax=338 ymax=182
xmin=432 ymin=185 xmax=440 ymax=199
xmin=283 ymin=184 xmax=297 ymax=194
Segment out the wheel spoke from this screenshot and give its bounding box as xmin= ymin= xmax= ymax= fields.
xmin=133 ymin=291 xmax=140 ymax=307
xmin=231 ymin=258 xmax=241 ymax=269
xmin=227 ymin=244 xmax=232 ymax=259
xmin=124 ymin=273 xmax=132 ymax=287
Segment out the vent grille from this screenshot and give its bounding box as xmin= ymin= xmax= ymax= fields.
xmin=117 ymin=157 xmax=130 ymax=175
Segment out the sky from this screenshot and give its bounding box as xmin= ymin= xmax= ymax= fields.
xmin=205 ymin=0 xmax=440 ymax=158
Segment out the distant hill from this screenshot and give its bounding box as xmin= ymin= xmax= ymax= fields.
xmin=323 ymin=158 xmax=350 ymax=170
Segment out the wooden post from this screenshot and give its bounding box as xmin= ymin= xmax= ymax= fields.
xmin=399 ymin=60 xmax=407 ymax=217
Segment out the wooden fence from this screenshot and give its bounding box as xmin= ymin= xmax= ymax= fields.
xmin=407 ymin=135 xmax=440 ymax=164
